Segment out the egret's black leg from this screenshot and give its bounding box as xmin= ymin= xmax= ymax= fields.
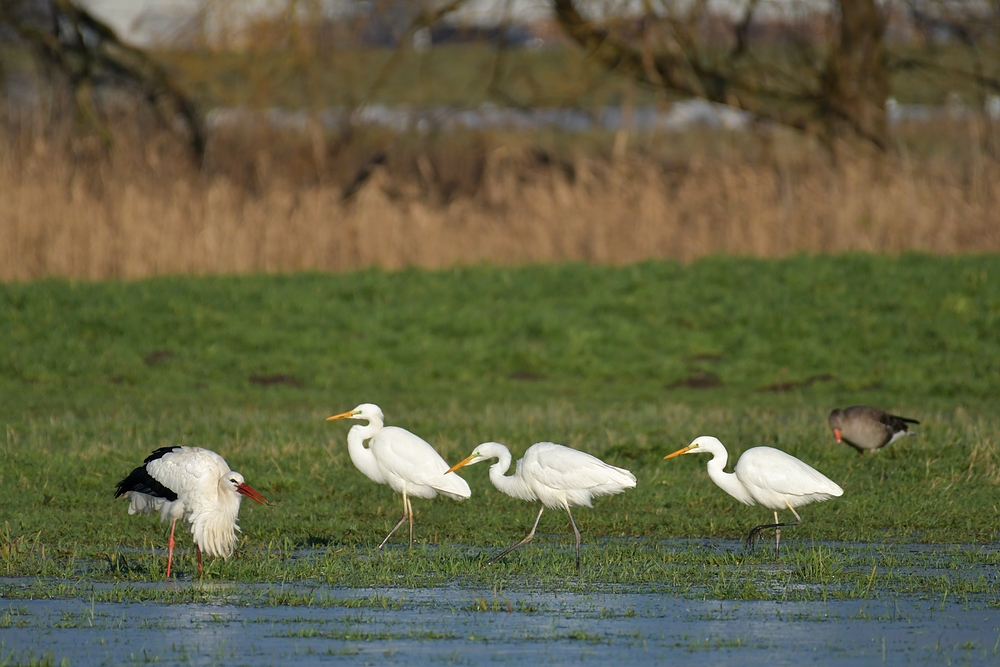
xmin=406 ymin=495 xmax=414 ymax=548
xmin=744 ymin=506 xmax=803 ymax=556
xmin=566 ymin=506 xmax=582 ymax=571
xmin=487 ymin=506 xmax=545 ymax=565
xmin=378 ymin=492 xmax=409 ymax=552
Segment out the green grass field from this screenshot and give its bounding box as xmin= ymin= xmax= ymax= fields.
xmin=2 ymin=255 xmax=1000 ymax=600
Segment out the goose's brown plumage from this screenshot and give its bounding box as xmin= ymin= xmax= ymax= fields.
xmin=828 ymin=406 xmax=919 ymax=455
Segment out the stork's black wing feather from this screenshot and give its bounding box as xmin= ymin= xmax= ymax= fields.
xmin=114 ymin=447 xmax=181 ymax=500
xmin=143 ymin=446 xmax=182 ymax=465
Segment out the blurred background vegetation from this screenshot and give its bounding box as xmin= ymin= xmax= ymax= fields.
xmin=1 ymin=1 xmax=999 ymax=279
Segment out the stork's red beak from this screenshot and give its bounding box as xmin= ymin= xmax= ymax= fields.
xmin=236 ymin=483 xmax=268 ymax=505
xmin=833 ymin=428 xmax=842 ymax=443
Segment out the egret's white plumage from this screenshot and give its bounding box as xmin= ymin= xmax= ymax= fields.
xmin=114 ymin=446 xmax=267 ymax=578
xmin=664 ymin=436 xmax=843 ymax=556
xmin=447 ymin=441 xmax=636 ymax=569
xmin=326 ymin=403 xmax=471 ymax=550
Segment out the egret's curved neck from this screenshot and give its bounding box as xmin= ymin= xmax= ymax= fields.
xmin=347 ymin=418 xmax=386 ymax=484
xmin=487 ymin=447 xmax=516 ymax=492
xmin=483 ymin=444 xmax=535 ymax=501
xmin=703 ymin=446 xmax=755 ymax=506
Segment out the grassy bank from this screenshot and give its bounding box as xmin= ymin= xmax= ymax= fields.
xmin=2 ymin=257 xmax=1000 ymax=597
xmin=3 ymin=256 xmax=999 ymax=413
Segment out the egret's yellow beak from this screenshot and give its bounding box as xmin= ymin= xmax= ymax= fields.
xmin=664 ymin=444 xmax=696 ymax=460
xmin=326 ymin=409 xmax=358 ymax=421
xmin=446 ymin=455 xmax=475 ymax=474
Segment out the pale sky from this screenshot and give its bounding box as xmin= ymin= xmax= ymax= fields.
xmin=77 ymin=0 xmax=811 ymax=47
xmin=77 ymin=0 xmax=555 ymax=46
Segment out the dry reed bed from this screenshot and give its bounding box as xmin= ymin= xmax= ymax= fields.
xmin=2 ymin=125 xmax=998 ymax=281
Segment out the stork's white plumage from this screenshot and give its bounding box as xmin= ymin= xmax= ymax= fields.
xmin=326 ymin=403 xmax=471 ymax=550
xmin=114 ymin=446 xmax=267 ymax=578
xmin=446 ymin=441 xmax=637 ymax=569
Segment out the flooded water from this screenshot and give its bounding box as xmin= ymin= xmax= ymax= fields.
xmin=3 ymin=586 xmax=998 ymax=666
xmin=3 ymin=540 xmax=998 ymax=664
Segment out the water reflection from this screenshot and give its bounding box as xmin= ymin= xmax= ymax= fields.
xmin=2 ymin=588 xmax=998 ymax=666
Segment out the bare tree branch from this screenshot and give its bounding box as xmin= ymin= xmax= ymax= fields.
xmin=0 ymin=0 xmax=205 ymax=160
xmin=552 ymin=0 xmax=891 ymax=147
xmin=362 ymin=0 xmax=472 ymax=106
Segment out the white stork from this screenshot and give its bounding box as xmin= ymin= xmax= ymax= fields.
xmin=114 ymin=446 xmax=267 ymax=578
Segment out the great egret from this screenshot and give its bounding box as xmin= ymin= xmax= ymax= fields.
xmin=828 ymin=406 xmax=919 ymax=455
xmin=326 ymin=403 xmax=471 ymax=550
xmin=114 ymin=446 xmax=267 ymax=578
xmin=664 ymin=436 xmax=843 ymax=556
xmin=447 ymin=441 xmax=636 ymax=569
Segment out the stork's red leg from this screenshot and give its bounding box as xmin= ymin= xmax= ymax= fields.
xmin=197 ymin=545 xmax=203 ymax=572
xmin=166 ymin=518 xmax=177 ymax=579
